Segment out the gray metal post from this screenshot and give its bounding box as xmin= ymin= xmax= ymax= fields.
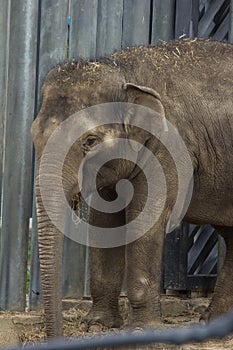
xmin=29 ymin=0 xmax=69 ymax=310
xmin=151 ymin=0 xmax=176 ymax=43
xmin=35 ymin=0 xmax=69 ymax=103
xmin=0 ymin=0 xmax=39 ymax=311
xmin=96 ymin=0 xmax=124 ymax=59
xmin=198 ymin=0 xmax=226 ymax=38
xmin=69 ymin=0 xmax=98 ymax=60
xmin=217 ymin=235 xmax=226 ymax=273
xmin=230 ymin=0 xmax=233 ymax=43
xmin=62 ymin=0 xmax=101 ymax=300
xmin=175 ymin=0 xmax=193 ymax=39
xmin=0 ymin=0 xmax=10 ymax=216
xmin=122 ymin=0 xmax=151 ymax=49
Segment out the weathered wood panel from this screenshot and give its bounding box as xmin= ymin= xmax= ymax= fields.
xmin=0 ymin=0 xmax=39 ymax=311
xmin=96 ymin=0 xmax=123 ymax=59
xmin=29 ymin=0 xmax=69 ymax=310
xmin=0 ymin=0 xmax=10 ymax=216
xmin=151 ymin=0 xmax=176 ymax=43
xmin=198 ymin=0 xmax=227 ymax=37
xmin=122 ymin=0 xmax=151 ymax=48
xmin=69 ymin=0 xmax=98 ymax=60
xmin=175 ymin=0 xmax=194 ymax=38
xmin=230 ymin=0 xmax=233 ymax=42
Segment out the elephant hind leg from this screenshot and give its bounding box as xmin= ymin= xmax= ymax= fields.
xmin=202 ymin=226 xmax=233 ymax=322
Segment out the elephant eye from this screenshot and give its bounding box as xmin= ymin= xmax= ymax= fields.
xmin=82 ymin=136 xmax=98 ymax=153
xmin=85 ymin=136 xmax=97 ymax=146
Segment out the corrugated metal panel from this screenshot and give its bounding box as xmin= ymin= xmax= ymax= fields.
xmin=230 ymin=0 xmax=233 ymax=42
xmin=151 ymin=0 xmax=176 ymax=43
xmin=122 ymin=0 xmax=151 ymax=48
xmin=96 ymin=0 xmax=123 ymax=59
xmin=198 ymin=0 xmax=227 ymax=37
xmin=29 ymin=0 xmax=69 ymax=310
xmin=69 ymin=0 xmax=98 ymax=60
xmin=0 ymin=0 xmax=10 ymax=216
xmin=0 ymin=0 xmax=39 ymax=311
xmin=175 ymin=0 xmax=194 ymax=38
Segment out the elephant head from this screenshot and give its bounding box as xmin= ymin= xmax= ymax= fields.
xmin=31 ymin=64 xmax=168 ymax=338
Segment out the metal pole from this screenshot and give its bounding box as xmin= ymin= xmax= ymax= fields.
xmin=0 ymin=0 xmax=10 ymax=216
xmin=0 ymin=0 xmax=39 ymax=311
xmin=29 ymin=0 xmax=69 ymax=310
xmin=151 ymin=0 xmax=176 ymax=43
xmin=122 ymin=0 xmax=151 ymax=49
xmin=96 ymin=0 xmax=123 ymax=59
xmin=69 ymin=0 xmax=98 ymax=60
xmin=230 ymin=0 xmax=233 ymax=43
xmin=175 ymin=0 xmax=193 ymax=39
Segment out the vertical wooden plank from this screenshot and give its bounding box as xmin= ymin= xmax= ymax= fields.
xmin=175 ymin=0 xmax=193 ymax=39
xmin=66 ymin=0 xmax=100 ymax=300
xmin=179 ymin=223 xmax=189 ymax=289
xmin=0 ymin=0 xmax=10 ymax=216
xmin=151 ymin=0 xmax=176 ymax=43
xmin=164 ymin=223 xmax=198 ymax=292
xmin=217 ymin=235 xmax=226 ymax=272
xmin=212 ymin=13 xmax=230 ymax=41
xmin=191 ymin=0 xmax=200 ymax=38
xmin=163 ymin=228 xmax=184 ymax=291
xmin=200 ymin=0 xmax=212 ymax=11
xmin=122 ymin=0 xmax=151 ymax=49
xmin=198 ymin=0 xmax=226 ymax=38
xmin=0 ymin=0 xmax=39 ymax=311
xmin=36 ymin=0 xmax=69 ymax=105
xmin=96 ymin=0 xmax=123 ymax=59
xmin=69 ymin=0 xmax=98 ymax=60
xmin=62 ymin=238 xmax=87 ymax=298
xmin=230 ymin=0 xmax=233 ymax=42
xmin=29 ymin=0 xmax=69 ymax=310
xmin=62 ymin=201 xmax=90 ymax=298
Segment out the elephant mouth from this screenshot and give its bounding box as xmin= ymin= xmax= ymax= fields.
xmin=71 ymin=186 xmax=105 ymax=212
xmin=71 ymin=184 xmax=106 ymax=211
xmin=71 ymin=192 xmax=84 ymax=212
xmin=71 ymin=191 xmax=91 ymax=223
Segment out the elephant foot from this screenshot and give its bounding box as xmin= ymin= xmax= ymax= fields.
xmin=129 ymin=318 xmax=163 ymax=329
xmin=128 ymin=300 xmax=162 ymax=329
xmin=199 ymin=305 xmax=222 ymax=324
xmin=83 ymin=308 xmax=123 ymax=331
xmin=128 ymin=307 xmax=162 ymax=329
xmin=199 ymin=308 xmax=210 ymax=324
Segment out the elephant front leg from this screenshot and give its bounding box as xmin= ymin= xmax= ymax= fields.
xmin=86 ymin=246 xmax=125 ymax=329
xmin=125 ymin=173 xmax=168 ymax=328
xmin=201 ymin=226 xmax=233 ymax=322
xmin=126 ymin=224 xmax=165 ymax=328
xmin=85 ymin=189 xmax=126 ymax=329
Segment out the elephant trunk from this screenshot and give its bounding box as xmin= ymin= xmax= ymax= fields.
xmin=35 ymin=165 xmax=77 ymax=338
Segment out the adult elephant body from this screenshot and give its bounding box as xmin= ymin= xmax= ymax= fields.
xmin=31 ymin=39 xmax=233 ymax=338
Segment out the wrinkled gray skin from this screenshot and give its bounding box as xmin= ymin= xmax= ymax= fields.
xmin=31 ymin=40 xmax=233 ymax=338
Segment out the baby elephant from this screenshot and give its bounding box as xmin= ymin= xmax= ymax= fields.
xmin=31 ymin=39 xmax=233 ymax=338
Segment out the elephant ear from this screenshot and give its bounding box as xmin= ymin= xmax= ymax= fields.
xmin=124 ymin=83 xmax=165 ymax=117
xmin=123 ymin=83 xmax=168 ymax=151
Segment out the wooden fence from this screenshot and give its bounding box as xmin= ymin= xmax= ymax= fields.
xmin=0 ymin=0 xmax=232 ymax=311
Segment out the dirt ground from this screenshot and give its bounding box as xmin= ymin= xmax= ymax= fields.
xmin=1 ymin=296 xmax=233 ymax=349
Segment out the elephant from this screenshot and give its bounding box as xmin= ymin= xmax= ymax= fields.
xmin=31 ymin=39 xmax=233 ymax=338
